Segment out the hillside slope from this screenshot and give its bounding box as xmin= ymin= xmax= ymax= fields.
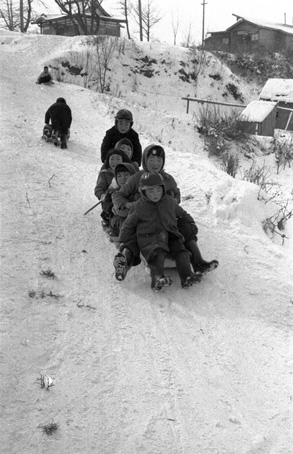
xmin=0 ymin=32 xmax=292 ymax=454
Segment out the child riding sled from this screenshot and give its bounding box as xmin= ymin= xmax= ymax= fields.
xmin=115 ymin=172 xmax=205 ymax=290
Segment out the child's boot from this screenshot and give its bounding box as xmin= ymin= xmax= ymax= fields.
xmin=151 ymin=275 xmax=173 ymax=291
xmin=113 ymin=248 xmax=133 ymax=281
xmin=186 ymin=240 xmax=219 ymax=274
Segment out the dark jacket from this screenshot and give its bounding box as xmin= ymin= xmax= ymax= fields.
xmin=45 ymin=101 xmax=72 ymax=133
xmin=119 ymin=193 xmax=193 ymax=261
xmin=101 ymin=126 xmax=142 ymax=166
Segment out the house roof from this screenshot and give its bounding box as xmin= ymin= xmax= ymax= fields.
xmin=259 ymin=79 xmax=293 ymax=103
xmin=238 ymin=100 xmax=277 ymax=122
xmin=207 ymin=13 xmax=293 ymax=37
xmin=229 ymin=14 xmax=293 ymax=36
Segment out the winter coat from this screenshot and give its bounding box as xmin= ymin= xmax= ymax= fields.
xmin=112 ymin=169 xmax=180 ymax=215
xmin=37 ymin=71 xmax=53 ymax=84
xmin=45 ymin=102 xmax=72 ymax=134
xmin=119 ymin=193 xmax=193 ymax=261
xmin=101 ymin=126 xmax=142 ymax=166
xmin=94 ymin=168 xmax=115 ymax=200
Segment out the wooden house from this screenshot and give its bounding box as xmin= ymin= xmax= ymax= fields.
xmin=259 ymin=79 xmax=293 ymax=131
xmin=34 ymin=4 xmax=125 ymax=37
xmin=237 ymin=100 xmax=277 ymax=136
xmin=205 ymin=14 xmax=293 ymax=53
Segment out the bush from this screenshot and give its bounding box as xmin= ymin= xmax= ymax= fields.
xmin=220 ymin=152 xmax=240 ymax=177
xmin=274 ymin=136 xmax=293 ymax=173
xmin=197 ymin=105 xmax=244 ymax=140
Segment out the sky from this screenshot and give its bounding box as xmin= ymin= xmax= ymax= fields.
xmin=41 ymin=0 xmax=293 ymax=45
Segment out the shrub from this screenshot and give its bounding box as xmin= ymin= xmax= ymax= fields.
xmin=220 ymin=152 xmax=240 ymax=177
xmin=274 ymin=136 xmax=293 ymax=173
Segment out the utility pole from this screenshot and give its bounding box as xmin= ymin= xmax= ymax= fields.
xmin=201 ymin=0 xmax=207 ymax=47
xmin=138 ymin=0 xmax=143 ymax=41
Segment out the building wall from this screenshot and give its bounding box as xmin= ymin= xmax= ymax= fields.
xmin=205 ymin=20 xmax=293 ymax=53
xmin=42 ymin=17 xmax=120 ymax=37
xmin=276 ymin=103 xmax=293 ymax=130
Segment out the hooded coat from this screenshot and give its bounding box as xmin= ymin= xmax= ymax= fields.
xmin=94 ymin=149 xmax=131 ymax=199
xmin=112 ymin=144 xmax=181 ymax=214
xmin=119 ymin=187 xmax=193 ymax=261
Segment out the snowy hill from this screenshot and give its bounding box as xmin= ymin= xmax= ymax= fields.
xmin=0 ymin=31 xmax=293 ymax=454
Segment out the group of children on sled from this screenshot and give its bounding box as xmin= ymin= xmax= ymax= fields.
xmin=95 ymin=109 xmax=218 ymax=291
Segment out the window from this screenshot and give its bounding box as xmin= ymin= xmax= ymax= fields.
xmin=251 ymin=33 xmax=259 ymax=41
xmin=223 ymin=38 xmax=229 ymax=45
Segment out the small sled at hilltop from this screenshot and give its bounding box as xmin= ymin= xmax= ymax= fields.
xmin=42 ymin=124 xmax=70 ymax=147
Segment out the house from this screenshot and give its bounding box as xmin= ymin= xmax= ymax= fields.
xmin=259 ymin=78 xmax=293 ymax=131
xmin=237 ymin=100 xmax=277 ymax=136
xmin=33 ymin=4 xmax=125 ymax=37
xmin=205 ymin=14 xmax=293 ymax=53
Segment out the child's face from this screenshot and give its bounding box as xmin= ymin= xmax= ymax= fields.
xmin=120 ymin=144 xmax=132 ymax=159
xmin=146 ymin=155 xmax=163 ymax=173
xmin=109 ymin=154 xmax=123 ymax=171
xmin=145 ymin=185 xmax=163 ymax=203
xmin=116 ymin=171 xmax=131 ymax=187
xmin=117 ymin=119 xmax=131 ymax=134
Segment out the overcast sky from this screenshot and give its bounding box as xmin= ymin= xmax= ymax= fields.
xmin=44 ymin=0 xmax=293 ymax=45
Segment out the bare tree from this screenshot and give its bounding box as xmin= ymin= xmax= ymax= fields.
xmin=181 ymin=23 xmax=195 ymax=48
xmin=52 ymin=0 xmax=105 ymax=35
xmin=131 ymin=0 xmax=161 ymax=42
xmin=117 ymin=0 xmax=131 ymax=39
xmin=0 ymin=0 xmax=33 ymax=31
xmin=171 ymin=9 xmax=179 ymax=45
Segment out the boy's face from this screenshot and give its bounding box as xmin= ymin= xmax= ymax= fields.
xmin=145 ymin=185 xmax=163 ymax=203
xmin=116 ymin=171 xmax=131 ymax=187
xmin=117 ymin=119 xmax=131 ymax=134
xmin=120 ymin=144 xmax=132 ymax=159
xmin=146 ymin=155 xmax=163 ymax=173
xmin=109 ymin=154 xmax=123 ymax=171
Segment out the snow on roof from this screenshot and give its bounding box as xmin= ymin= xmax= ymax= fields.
xmin=230 ymin=14 xmax=293 ymax=36
xmin=238 ymin=100 xmax=277 ymax=122
xmin=259 ymin=79 xmax=293 ymax=103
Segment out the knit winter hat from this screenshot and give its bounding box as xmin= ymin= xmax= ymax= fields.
xmin=115 ymin=109 xmax=133 ymax=121
xmin=104 ymin=148 xmax=131 ymax=169
xmin=140 ymin=172 xmax=165 ymax=191
xmin=56 ymin=97 xmax=66 ymax=104
xmin=115 ymin=162 xmax=136 ymax=179
xmin=115 ymin=138 xmax=134 ymax=158
xmin=142 ymin=144 xmax=165 ymax=171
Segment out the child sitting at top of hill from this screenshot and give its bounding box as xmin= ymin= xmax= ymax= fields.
xmin=103 ymin=162 xmax=138 ymax=237
xmin=115 ymin=138 xmax=140 ymax=170
xmin=36 ymin=66 xmax=53 ymax=85
xmin=100 ymin=109 xmax=142 ymax=168
xmin=115 ymin=172 xmax=201 ymax=290
xmin=94 ymin=149 xmax=131 ymax=228
xmin=113 ymin=144 xmax=218 ymax=279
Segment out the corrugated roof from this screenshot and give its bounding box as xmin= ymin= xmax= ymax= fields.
xmin=238 ymin=100 xmax=277 ymax=122
xmin=259 ymin=79 xmax=293 ymax=103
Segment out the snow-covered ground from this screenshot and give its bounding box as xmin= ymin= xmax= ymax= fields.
xmin=0 ymin=32 xmax=292 ymax=454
